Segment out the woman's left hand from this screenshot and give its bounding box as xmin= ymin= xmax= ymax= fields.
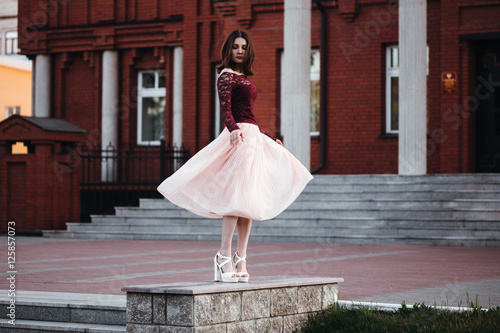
xmin=275 ymin=139 xmax=284 ymax=146
xmin=230 ymin=129 xmax=244 ymax=146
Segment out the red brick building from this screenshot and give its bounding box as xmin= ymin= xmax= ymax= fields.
xmin=2 ymin=0 xmax=500 ymax=231
xmin=14 ymin=0 xmax=500 ymax=173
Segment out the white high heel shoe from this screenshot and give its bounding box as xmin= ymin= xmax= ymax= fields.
xmin=214 ymin=252 xmax=239 ymax=283
xmin=233 ymin=251 xmax=250 ymax=283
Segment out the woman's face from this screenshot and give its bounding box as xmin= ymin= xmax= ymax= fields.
xmin=231 ymin=37 xmax=247 ymax=66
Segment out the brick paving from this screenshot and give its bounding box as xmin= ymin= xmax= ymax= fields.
xmin=1 ymin=237 xmax=499 ymax=307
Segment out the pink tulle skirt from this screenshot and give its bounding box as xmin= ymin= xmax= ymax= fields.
xmin=157 ymin=123 xmax=313 ymax=221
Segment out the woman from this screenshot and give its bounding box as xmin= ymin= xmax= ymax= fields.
xmin=157 ymin=29 xmax=313 ymax=283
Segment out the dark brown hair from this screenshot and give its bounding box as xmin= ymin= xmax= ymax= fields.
xmin=217 ymin=29 xmax=255 ymax=76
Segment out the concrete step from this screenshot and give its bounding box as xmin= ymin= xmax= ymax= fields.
xmin=41 ymin=229 xmax=500 ymax=247
xmin=0 ymin=290 xmax=126 ymax=331
xmin=66 ymin=217 xmax=500 ymax=232
xmin=42 ymin=230 xmax=79 ymax=238
xmin=443 ymin=199 xmax=500 ymax=209
xmin=246 ymin=234 xmax=500 ymax=247
xmin=0 ymin=319 xmax=125 ymax=332
xmin=43 ymin=230 xmax=223 ymax=241
xmin=64 ymin=221 xmax=500 ymax=238
xmin=117 ymin=199 xmax=500 ymax=213
xmin=67 ymin=217 xmax=500 ymax=230
xmin=138 ymin=187 xmax=500 ymax=205
xmin=106 ymin=208 xmax=499 ymax=221
xmin=304 ymin=183 xmax=500 ymax=192
xmin=43 ymin=175 xmax=500 ymax=246
xmin=304 ymin=174 xmax=500 ymax=185
xmin=294 ymin=190 xmax=500 ymax=201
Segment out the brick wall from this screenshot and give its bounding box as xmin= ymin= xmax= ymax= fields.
xmin=15 ymin=0 xmax=500 ymax=175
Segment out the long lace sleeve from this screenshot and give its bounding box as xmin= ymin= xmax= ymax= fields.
xmin=217 ymin=73 xmax=240 ymax=132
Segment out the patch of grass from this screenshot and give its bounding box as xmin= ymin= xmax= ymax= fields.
xmin=298 ymin=302 xmax=500 ymax=333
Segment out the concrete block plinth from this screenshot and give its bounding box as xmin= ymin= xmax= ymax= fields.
xmin=122 ymin=276 xmax=343 ymax=333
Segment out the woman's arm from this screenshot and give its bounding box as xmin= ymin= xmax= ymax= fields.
xmin=217 ymin=73 xmax=240 ymax=132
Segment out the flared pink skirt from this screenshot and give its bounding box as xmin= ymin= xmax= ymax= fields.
xmin=157 ymin=123 xmax=313 ymax=221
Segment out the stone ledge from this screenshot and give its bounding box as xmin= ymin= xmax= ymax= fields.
xmin=123 ymin=276 xmax=343 ymax=333
xmin=121 ymin=276 xmax=343 ymax=295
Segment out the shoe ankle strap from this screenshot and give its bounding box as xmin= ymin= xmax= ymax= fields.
xmin=217 ymin=251 xmax=231 ymax=260
xmin=216 ymin=251 xmax=232 ymax=268
xmin=233 ymin=251 xmax=246 ymax=264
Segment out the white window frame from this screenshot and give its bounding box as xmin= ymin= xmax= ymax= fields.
xmin=310 ymin=49 xmax=320 ymax=138
xmin=137 ymin=70 xmax=166 ymax=145
xmin=385 ymin=45 xmax=429 ymax=134
xmin=385 ymin=45 xmax=400 ymax=134
xmin=5 ymin=106 xmax=21 ymax=118
xmin=5 ymin=31 xmax=18 ymax=55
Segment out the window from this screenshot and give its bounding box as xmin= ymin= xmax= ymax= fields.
xmin=137 ymin=71 xmax=166 ymax=145
xmin=386 ymin=46 xmax=399 ymax=133
xmin=385 ymin=45 xmax=429 ymax=134
xmin=5 ymin=106 xmax=21 ymax=118
xmin=11 ymin=142 xmax=28 ymax=155
xmin=310 ymin=50 xmax=320 ymax=137
xmin=5 ymin=31 xmax=18 ymax=55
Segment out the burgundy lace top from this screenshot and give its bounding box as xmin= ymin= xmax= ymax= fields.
xmin=217 ymin=70 xmax=275 ymax=140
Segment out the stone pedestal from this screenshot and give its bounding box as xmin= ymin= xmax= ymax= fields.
xmin=122 ymin=276 xmax=343 ymax=332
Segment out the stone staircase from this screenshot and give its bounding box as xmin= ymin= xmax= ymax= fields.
xmin=43 ymin=175 xmax=500 ymax=246
xmin=0 ymin=290 xmax=125 ymax=332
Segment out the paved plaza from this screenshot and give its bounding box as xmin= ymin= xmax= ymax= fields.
xmin=1 ymin=237 xmax=499 ymax=308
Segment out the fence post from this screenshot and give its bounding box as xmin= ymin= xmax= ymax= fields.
xmin=160 ymin=138 xmax=165 ymax=180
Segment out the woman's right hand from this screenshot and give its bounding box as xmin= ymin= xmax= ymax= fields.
xmin=230 ymin=129 xmax=244 ymax=146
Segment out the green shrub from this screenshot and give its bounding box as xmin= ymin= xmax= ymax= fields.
xmin=298 ymin=302 xmax=500 ymax=333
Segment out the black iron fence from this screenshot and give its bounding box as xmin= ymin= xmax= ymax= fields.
xmin=80 ymin=141 xmax=189 ymax=222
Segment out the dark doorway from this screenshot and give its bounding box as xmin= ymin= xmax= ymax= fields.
xmin=476 ymin=41 xmax=500 ymax=173
xmin=7 ymin=162 xmax=27 ymax=231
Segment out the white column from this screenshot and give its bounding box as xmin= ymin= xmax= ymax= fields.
xmin=101 ymin=50 xmax=119 ymax=182
xmin=31 ymin=58 xmax=36 ymax=116
xmin=398 ymin=0 xmax=427 ymax=175
xmin=281 ymin=0 xmax=311 ymax=170
xmin=172 ymin=47 xmax=183 ymax=171
xmin=34 ymin=54 xmax=51 ymax=117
